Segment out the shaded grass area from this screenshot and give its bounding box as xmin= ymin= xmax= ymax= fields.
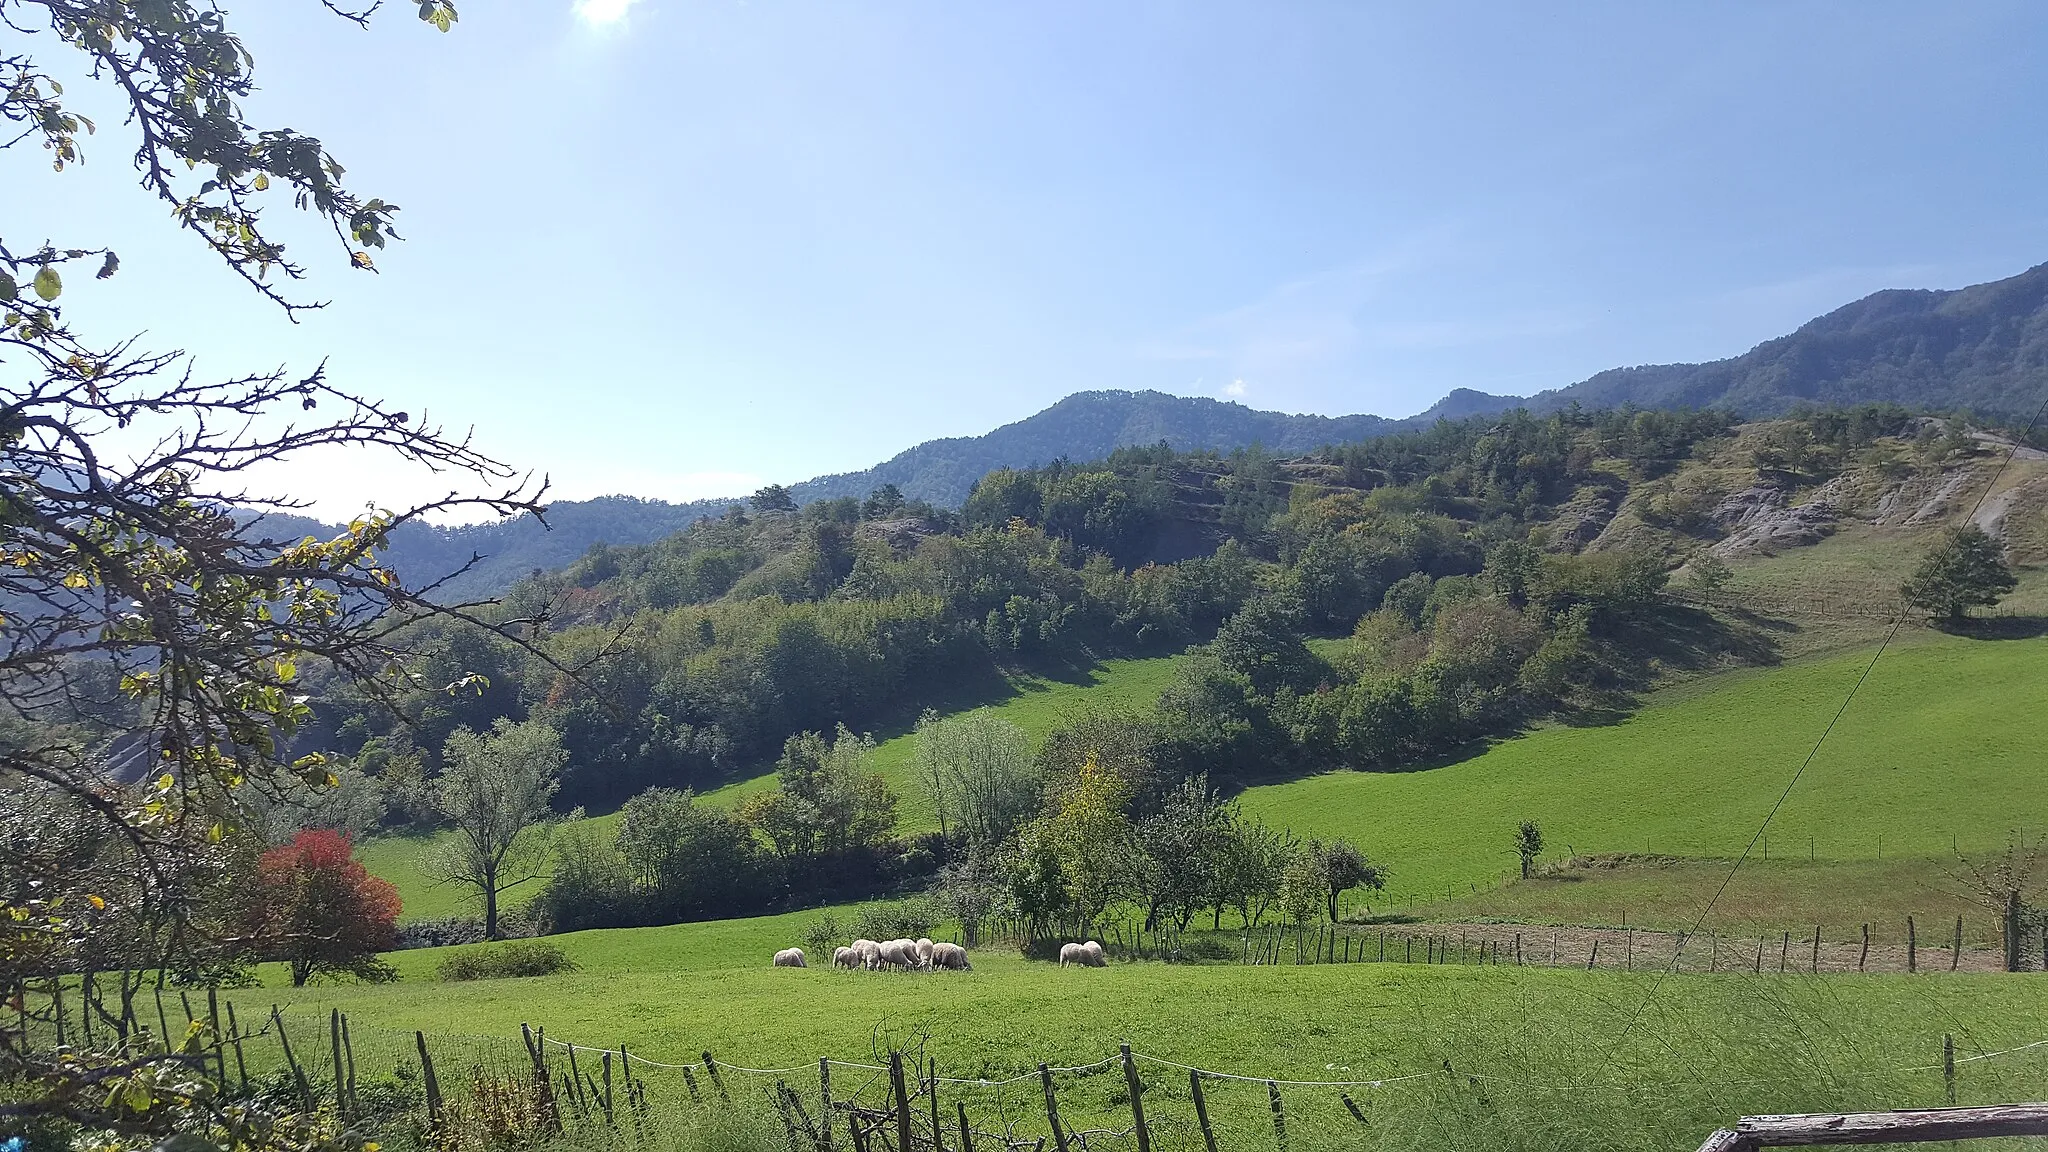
xmin=364 ymin=656 xmax=1186 ymax=922
xmin=1238 ymin=633 xmax=2048 ymax=907
xmin=1416 ymin=855 xmax=1994 ymax=945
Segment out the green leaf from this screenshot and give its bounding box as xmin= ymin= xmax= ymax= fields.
xmin=0 ymin=273 xmax=14 ymax=303
xmin=97 ymin=252 xmax=119 ymax=280
xmin=31 ymin=266 xmax=61 ymax=301
xmin=253 ymin=172 xmax=269 ymax=191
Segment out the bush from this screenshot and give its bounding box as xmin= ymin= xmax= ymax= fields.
xmin=395 ymin=916 xmax=488 ymax=950
xmin=797 ymin=914 xmax=844 ymax=954
xmin=437 ymin=941 xmax=578 ymax=982
xmin=852 ymin=897 xmax=940 ymax=942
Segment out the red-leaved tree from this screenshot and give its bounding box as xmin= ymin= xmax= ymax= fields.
xmin=246 ymin=831 xmax=403 ymax=987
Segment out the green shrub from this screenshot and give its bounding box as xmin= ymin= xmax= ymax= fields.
xmin=437 ymin=941 xmax=578 ymax=982
xmin=797 ymin=914 xmax=844 ymax=955
xmin=852 ymin=897 xmax=939 ymax=943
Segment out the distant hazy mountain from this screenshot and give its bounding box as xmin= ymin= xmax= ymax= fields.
xmin=246 ymin=496 xmax=726 ymax=602
xmin=1464 ymin=261 xmax=2048 ymax=421
xmin=791 ymin=390 xmax=1402 ymax=507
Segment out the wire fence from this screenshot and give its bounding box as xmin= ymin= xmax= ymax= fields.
xmin=15 ymin=978 xmax=2048 ymax=1152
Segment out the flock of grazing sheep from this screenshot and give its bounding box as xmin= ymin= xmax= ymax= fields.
xmin=769 ymin=938 xmax=1108 ymax=970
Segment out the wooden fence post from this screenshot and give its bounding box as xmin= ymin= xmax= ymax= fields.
xmin=890 ymin=1053 xmax=915 ymax=1152
xmin=329 ymin=1010 xmax=347 ymax=1118
xmin=703 ymin=1051 xmax=728 ymax=1100
xmin=415 ymin=1030 xmax=442 ymax=1133
xmin=930 ymin=1056 xmax=945 ymax=1152
xmin=1267 ymin=1080 xmax=1287 ymax=1151
xmin=271 ymin=1006 xmax=312 ymax=1109
xmin=1189 ymin=1070 xmax=1218 ymax=1152
xmin=820 ymin=1059 xmax=836 ymax=1152
xmin=564 ymin=1041 xmax=586 ymax=1118
xmin=225 ymin=1002 xmax=248 ymax=1091
xmin=341 ymin=1013 xmax=357 ymax=1114
xmin=1038 ymin=1063 xmax=1069 ymax=1152
xmin=1908 ymin=916 xmax=1917 ymax=972
xmin=154 ymin=987 xmax=171 ymax=1054
xmin=1754 ymin=937 xmax=1764 ymax=975
xmin=79 ymin=971 xmax=95 ymax=1050
xmin=1944 ymin=1034 xmax=1956 ymax=1104
xmin=1811 ymin=927 xmax=1821 ymax=974
xmin=956 ymin=1101 xmax=974 ymax=1152
xmin=205 ymin=989 xmax=224 ymax=1089
xmin=1859 ymin=924 xmax=1870 ymax=972
xmin=1953 ymin=917 xmax=1963 ymax=971
xmin=1779 ymin=931 xmax=1789 ymax=973
xmin=682 ymin=1065 xmax=701 ymax=1101
xmin=602 ymin=1050 xmax=615 ymax=1123
xmin=1341 ymin=1093 xmax=1368 ymax=1124
xmin=1586 ymin=940 xmax=1599 ymax=970
xmin=1120 ymin=1044 xmax=1151 ymax=1152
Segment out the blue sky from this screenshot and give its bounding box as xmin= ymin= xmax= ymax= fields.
xmin=12 ymin=1 xmax=2048 ymax=516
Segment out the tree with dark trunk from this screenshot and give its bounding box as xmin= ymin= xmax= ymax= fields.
xmin=1901 ymin=525 xmax=2017 ymax=623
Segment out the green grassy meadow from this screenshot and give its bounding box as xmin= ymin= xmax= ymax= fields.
xmin=1238 ymin=632 xmax=2048 ymax=912
xmin=248 ymin=912 xmax=2048 ymax=1152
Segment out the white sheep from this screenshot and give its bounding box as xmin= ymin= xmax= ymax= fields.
xmin=1058 ymin=940 xmax=1106 ymax=967
xmin=878 ymin=938 xmax=918 ymax=969
xmin=773 ymin=947 xmax=807 ymax=968
xmin=930 ymin=942 xmax=971 ymax=970
xmin=851 ymin=939 xmax=884 ymax=970
xmin=833 ymin=946 xmax=856 ymax=969
xmin=915 ymin=938 xmax=935 ymax=968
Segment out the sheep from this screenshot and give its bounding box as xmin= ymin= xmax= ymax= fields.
xmin=772 ymin=947 xmax=807 ymax=968
xmin=930 ymin=942 xmax=971 ymax=970
xmin=915 ymin=938 xmax=935 ymax=968
xmin=1060 ymin=940 xmax=1106 ymax=967
xmin=833 ymin=946 xmax=856 ymax=969
xmin=878 ymin=938 xmax=918 ymax=969
xmin=851 ymin=939 xmax=884 ymax=970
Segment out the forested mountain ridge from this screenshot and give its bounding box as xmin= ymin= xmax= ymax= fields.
xmin=1493 ymin=260 xmax=2048 ymax=419
xmin=789 ymin=390 xmax=1403 ymax=506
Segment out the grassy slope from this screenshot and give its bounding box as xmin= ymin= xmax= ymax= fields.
xmin=365 ymin=656 xmax=1186 ymax=921
xmin=1237 ymin=632 xmax=2048 ymax=910
xmin=694 ymin=655 xmax=1187 ymax=833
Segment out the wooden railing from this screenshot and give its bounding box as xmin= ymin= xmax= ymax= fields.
xmin=1697 ymin=1104 xmax=2048 ymax=1151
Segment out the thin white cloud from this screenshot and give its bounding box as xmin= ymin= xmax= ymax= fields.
xmin=1221 ymin=379 xmax=1248 ymax=399
xmin=573 ymin=0 xmax=642 ymax=25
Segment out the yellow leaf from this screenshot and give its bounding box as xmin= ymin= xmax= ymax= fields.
xmin=87 ymin=894 xmax=105 ymax=910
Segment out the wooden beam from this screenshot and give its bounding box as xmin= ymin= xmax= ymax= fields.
xmin=1735 ymin=1104 xmax=2048 ymax=1146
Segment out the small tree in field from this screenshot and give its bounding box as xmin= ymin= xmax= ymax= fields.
xmin=1308 ymin=838 xmax=1384 ymax=921
xmin=1951 ymin=839 xmax=2042 ymax=973
xmin=1516 ymin=819 xmax=1545 ymax=879
xmin=246 ymin=830 xmax=402 ymax=987
xmin=1901 ymin=525 xmax=2017 ymax=623
xmin=426 ymin=718 xmax=567 ymax=938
